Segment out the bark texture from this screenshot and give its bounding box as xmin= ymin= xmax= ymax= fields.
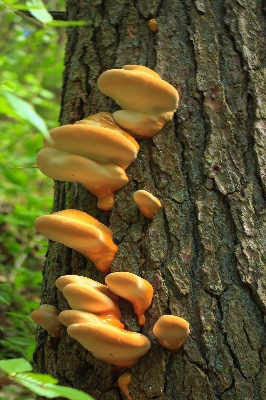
xmin=35 ymin=0 xmax=266 ymax=399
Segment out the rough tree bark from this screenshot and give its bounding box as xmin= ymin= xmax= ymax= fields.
xmin=34 ymin=0 xmax=266 ymax=399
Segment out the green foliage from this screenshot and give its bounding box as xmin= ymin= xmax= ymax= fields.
xmin=0 ymin=0 xmax=64 ymax=366
xmin=0 ymin=358 xmax=95 ymax=399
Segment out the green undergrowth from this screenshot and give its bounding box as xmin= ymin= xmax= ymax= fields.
xmin=0 ymin=358 xmax=94 ymax=399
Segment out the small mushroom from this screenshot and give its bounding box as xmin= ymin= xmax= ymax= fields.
xmin=105 ymin=272 xmax=153 ymax=326
xmin=30 ymin=304 xmax=63 ymax=338
xmin=55 ymin=275 xmax=119 ymax=305
xmin=75 ymin=112 xmax=139 ymax=149
xmin=58 ymin=310 xmax=124 ymax=329
xmin=118 ymin=373 xmax=133 ymax=400
xmin=43 ymin=114 xmax=139 ymax=170
xmin=97 ymin=65 xmax=179 ymax=138
xmin=152 ymin=315 xmax=190 ymax=351
xmin=67 ymin=323 xmax=151 ymax=368
xmin=62 ymin=282 xmax=121 ymax=319
xmin=133 ymin=190 xmax=161 ymax=219
xmin=37 ymin=147 xmax=129 ymax=211
xmin=34 ymin=209 xmax=118 ymax=274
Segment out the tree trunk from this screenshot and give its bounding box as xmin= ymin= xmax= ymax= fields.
xmin=34 ymin=0 xmax=266 ymax=399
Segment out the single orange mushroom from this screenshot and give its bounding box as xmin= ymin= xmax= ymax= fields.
xmin=58 ymin=310 xmax=124 ymax=329
xmin=105 ymin=272 xmax=153 ymax=326
xmin=30 ymin=304 xmax=63 ymax=338
xmin=118 ymin=373 xmax=133 ymax=400
xmin=34 ymin=209 xmax=118 ymax=274
xmin=75 ymin=112 xmax=139 ymax=150
xmin=152 ymin=315 xmax=190 ymax=352
xmin=133 ymin=190 xmax=162 ymax=219
xmin=55 ymin=275 xmax=119 ymax=305
xmin=67 ymin=323 xmax=151 ymax=369
xmin=43 ymin=113 xmax=139 ymax=170
xmin=62 ymin=282 xmax=121 ymax=319
xmin=37 ymin=147 xmax=129 ymax=211
xmin=97 ymin=65 xmax=179 ymax=138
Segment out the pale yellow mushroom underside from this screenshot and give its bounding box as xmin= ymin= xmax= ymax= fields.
xmin=133 ymin=190 xmax=162 ymax=219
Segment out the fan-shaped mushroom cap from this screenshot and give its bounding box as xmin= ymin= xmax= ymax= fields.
xmin=75 ymin=112 xmax=138 ymax=149
xmin=34 ymin=209 xmax=118 ymax=274
xmin=67 ymin=323 xmax=151 ymax=368
xmin=58 ymin=310 xmax=124 ymax=329
xmin=37 ymin=147 xmax=129 ymax=211
xmin=105 ymin=272 xmax=153 ymax=326
xmin=97 ymin=65 xmax=179 ymax=137
xmin=30 ymin=304 xmax=63 ymax=338
xmin=113 ymin=110 xmax=170 ymax=138
xmin=152 ymin=315 xmax=190 ymax=351
xmin=62 ymin=282 xmax=121 ymax=319
xmin=55 ymin=275 xmax=119 ymax=304
xmin=97 ymin=65 xmax=178 ymax=113
xmin=43 ymin=114 xmax=139 ymax=170
xmin=133 ymin=190 xmax=162 ymax=219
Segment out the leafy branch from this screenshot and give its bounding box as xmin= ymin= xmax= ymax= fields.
xmin=0 ymin=358 xmax=95 ymax=400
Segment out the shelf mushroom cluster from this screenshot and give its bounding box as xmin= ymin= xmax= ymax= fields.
xmin=32 ymin=65 xmax=190 ymax=390
xmin=36 ymin=65 xmax=178 ymax=212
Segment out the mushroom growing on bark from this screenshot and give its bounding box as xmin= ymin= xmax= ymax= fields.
xmin=55 ymin=275 xmax=119 ymax=305
xmin=34 ymin=209 xmax=118 ymax=273
xmin=30 ymin=304 xmax=63 ymax=338
xmin=38 ymin=112 xmax=139 ymax=210
xmin=43 ymin=113 xmax=139 ymax=170
xmin=152 ymin=315 xmax=190 ymax=351
xmin=118 ymin=373 xmax=133 ymax=400
xmin=133 ymin=190 xmax=162 ymax=219
xmin=105 ymin=272 xmax=153 ymax=326
xmin=61 ymin=282 xmax=121 ymax=319
xmin=67 ymin=323 xmax=151 ymax=369
xmin=97 ymin=65 xmax=179 ymax=138
xmin=58 ymin=310 xmax=124 ymax=329
xmin=37 ymin=147 xmax=129 ymax=211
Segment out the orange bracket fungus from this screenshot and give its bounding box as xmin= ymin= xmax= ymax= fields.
xmin=61 ymin=282 xmax=121 ymax=319
xmin=43 ymin=113 xmax=139 ymax=170
xmin=67 ymin=323 xmax=151 ymax=369
xmin=34 ymin=209 xmax=118 ymax=274
xmin=55 ymin=275 xmax=119 ymax=305
xmin=133 ymin=190 xmax=162 ymax=219
xmin=58 ymin=310 xmax=124 ymax=329
xmin=105 ymin=272 xmax=153 ymax=326
xmin=38 ymin=112 xmax=139 ymax=210
xmin=37 ymin=147 xmax=129 ymax=211
xmin=118 ymin=373 xmax=133 ymax=400
xmin=152 ymin=315 xmax=190 ymax=352
xmin=97 ymin=65 xmax=179 ymax=138
xmin=30 ymin=304 xmax=63 ymax=338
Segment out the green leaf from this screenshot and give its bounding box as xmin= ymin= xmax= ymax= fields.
xmin=6 ymin=337 xmax=36 ymax=347
xmin=3 ymin=91 xmax=49 ymax=137
xmin=15 ymin=373 xmax=94 ymax=399
xmin=18 ymin=372 xmax=58 ymax=384
xmin=0 ymin=358 xmax=32 ymax=374
xmin=0 ymin=291 xmax=11 ymax=305
xmin=25 ymin=0 xmax=53 ymax=24
xmin=48 ymin=20 xmax=92 ymax=27
xmin=45 ymin=384 xmax=95 ymax=400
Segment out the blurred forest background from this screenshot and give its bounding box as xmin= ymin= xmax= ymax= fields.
xmin=0 ymin=0 xmax=66 ymax=397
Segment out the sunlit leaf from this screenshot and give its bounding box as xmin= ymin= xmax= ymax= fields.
xmin=3 ymin=92 xmax=49 ymax=137
xmin=15 ymin=372 xmax=94 ymax=399
xmin=48 ymin=20 xmax=92 ymax=27
xmin=0 ymin=358 xmax=32 ymax=374
xmin=25 ymin=0 xmax=53 ymax=24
